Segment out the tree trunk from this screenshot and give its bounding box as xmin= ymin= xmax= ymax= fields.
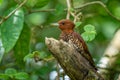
xmin=98 ymin=30 xmax=120 ymax=80
xmin=45 ymin=38 xmax=103 ymax=80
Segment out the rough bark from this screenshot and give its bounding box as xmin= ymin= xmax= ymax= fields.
xmin=45 ymin=37 xmax=103 ymax=80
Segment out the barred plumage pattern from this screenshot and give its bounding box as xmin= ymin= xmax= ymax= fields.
xmin=60 ymin=32 xmax=84 ymax=54
xmin=58 ymin=19 xmax=97 ymax=70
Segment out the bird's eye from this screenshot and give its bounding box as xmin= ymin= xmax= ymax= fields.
xmin=61 ymin=22 xmax=65 ymax=25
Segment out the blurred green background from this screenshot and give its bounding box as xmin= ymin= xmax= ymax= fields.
xmin=0 ymin=0 xmax=120 ymax=80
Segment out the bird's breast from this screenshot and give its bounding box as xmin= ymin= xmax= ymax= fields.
xmin=60 ymin=33 xmax=73 ymax=42
xmin=60 ymin=33 xmax=84 ymax=53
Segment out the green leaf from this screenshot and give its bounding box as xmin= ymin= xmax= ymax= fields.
xmin=14 ymin=24 xmax=31 ymax=68
xmin=24 ymin=51 xmax=40 ymax=62
xmin=5 ymin=68 xmax=17 ymax=78
xmin=25 ymin=0 xmax=36 ymax=7
xmin=0 ymin=0 xmax=3 ymax=5
xmin=84 ymin=24 xmax=95 ymax=31
xmin=0 ymin=8 xmax=24 ymax=53
xmin=81 ymin=24 xmax=96 ymax=42
xmin=33 ymin=51 xmax=47 ymax=59
xmin=34 ymin=0 xmax=50 ymax=8
xmin=0 ymin=74 xmax=9 ymax=79
xmin=24 ymin=0 xmax=50 ymax=8
xmin=75 ymin=22 xmax=82 ymax=28
xmin=39 ymin=51 xmax=47 ymax=59
xmin=81 ymin=31 xmax=96 ymax=42
xmin=14 ymin=72 xmax=29 ymax=80
xmin=24 ymin=51 xmax=47 ymax=62
xmin=5 ymin=68 xmax=17 ymax=75
xmin=24 ymin=53 xmax=34 ymax=61
xmin=55 ymin=4 xmax=65 ymax=16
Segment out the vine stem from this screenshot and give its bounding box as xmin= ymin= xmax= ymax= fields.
xmin=0 ymin=1 xmax=120 ymax=25
xmin=66 ymin=0 xmax=71 ymax=19
xmin=29 ymin=1 xmax=120 ymax=22
xmin=66 ymin=0 xmax=78 ymax=23
xmin=0 ymin=0 xmax=27 ymax=25
xmin=75 ymin=1 xmax=120 ymax=22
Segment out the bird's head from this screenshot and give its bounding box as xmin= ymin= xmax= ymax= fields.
xmin=58 ymin=19 xmax=75 ymax=33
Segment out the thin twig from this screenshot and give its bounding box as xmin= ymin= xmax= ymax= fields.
xmin=66 ymin=0 xmax=71 ymax=19
xmin=66 ymin=0 xmax=78 ymax=22
xmin=66 ymin=0 xmax=81 ymax=23
xmin=0 ymin=0 xmax=27 ymax=25
xmin=28 ymin=1 xmax=120 ymax=22
xmin=30 ymin=9 xmax=55 ymax=13
xmin=75 ymin=1 xmax=120 ymax=22
xmin=14 ymin=0 xmax=31 ymax=12
xmin=56 ymin=62 xmax=60 ymax=80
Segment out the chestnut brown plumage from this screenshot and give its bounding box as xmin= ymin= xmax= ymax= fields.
xmin=58 ymin=19 xmax=97 ymax=71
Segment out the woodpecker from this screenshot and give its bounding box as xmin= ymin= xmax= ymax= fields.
xmin=58 ymin=19 xmax=97 ymax=70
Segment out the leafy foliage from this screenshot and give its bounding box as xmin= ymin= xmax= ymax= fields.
xmin=75 ymin=22 xmax=82 ymax=28
xmin=0 ymin=0 xmax=3 ymax=5
xmin=14 ymin=24 xmax=31 ymax=68
xmin=0 ymin=0 xmax=120 ymax=80
xmin=0 ymin=68 xmax=29 ymax=80
xmin=24 ymin=51 xmax=40 ymax=62
xmin=24 ymin=0 xmax=50 ymax=8
xmin=81 ymin=24 xmax=96 ymax=42
xmin=0 ymin=7 xmax=24 ymax=53
xmin=14 ymin=72 xmax=29 ymax=80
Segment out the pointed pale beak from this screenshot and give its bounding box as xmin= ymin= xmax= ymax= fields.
xmin=50 ymin=23 xmax=59 ymax=27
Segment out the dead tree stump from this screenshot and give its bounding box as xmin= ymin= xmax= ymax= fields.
xmin=45 ymin=37 xmax=103 ymax=80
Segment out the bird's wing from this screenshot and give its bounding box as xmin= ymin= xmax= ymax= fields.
xmin=72 ymin=32 xmax=97 ymax=70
